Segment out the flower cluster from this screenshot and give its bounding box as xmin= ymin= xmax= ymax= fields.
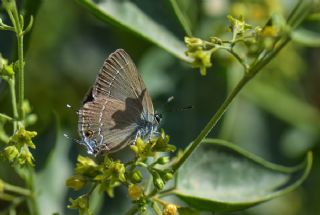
xmin=66 ymin=130 xmax=177 ymax=214
xmin=185 ymin=15 xmax=285 ymax=75
xmin=68 ymin=194 xmax=92 ymax=215
xmin=227 ymin=15 xmax=253 ymax=39
xmin=66 ymin=155 xmax=126 ymax=197
xmin=0 ymin=55 xmax=37 ymax=167
xmin=2 ymin=128 xmax=37 ymax=166
xmin=185 ymin=37 xmax=213 ymax=76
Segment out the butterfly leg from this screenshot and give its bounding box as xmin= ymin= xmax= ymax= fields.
xmin=133 ymin=129 xmax=142 ymax=144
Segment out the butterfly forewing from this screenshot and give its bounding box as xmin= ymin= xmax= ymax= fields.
xmin=78 ymin=49 xmax=157 ymax=154
xmin=93 ymin=49 xmax=154 ymax=115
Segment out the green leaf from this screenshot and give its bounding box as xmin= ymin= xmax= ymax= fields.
xmin=174 ymin=139 xmax=312 ymax=212
xmin=76 ymin=0 xmax=191 ymax=62
xmin=169 ymin=0 xmax=192 ymax=36
xmin=307 ymin=13 xmax=320 ymax=21
xmin=291 ymin=28 xmax=320 ymax=47
xmin=244 ymin=81 xmax=320 ymax=135
xmin=35 ymin=123 xmax=72 ymax=214
xmin=89 ymin=186 xmax=104 ymax=215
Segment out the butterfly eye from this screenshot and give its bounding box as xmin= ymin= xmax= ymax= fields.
xmin=155 ymin=113 xmax=162 ymax=124
xmin=85 ymin=130 xmax=93 ymax=138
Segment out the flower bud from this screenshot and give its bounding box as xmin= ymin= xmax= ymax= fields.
xmin=75 ymin=155 xmax=97 ymax=176
xmin=4 ymin=146 xmax=19 ymax=162
xmin=18 ymin=148 xmax=34 ymax=166
xmin=157 ymin=156 xmax=169 ymax=165
xmin=66 ymin=175 xmax=86 ymax=190
xmin=129 ymin=170 xmax=143 ymax=184
xmin=112 ymin=161 xmax=126 ymax=182
xmin=184 ymin=37 xmax=204 ymax=51
xmin=1 ymin=64 xmax=14 ymax=77
xmin=163 ymin=172 xmax=174 ymax=181
xmin=153 ymin=176 xmax=164 ymax=190
xmin=68 ymin=196 xmax=89 ymax=210
xmin=130 ymin=145 xmax=139 ymax=154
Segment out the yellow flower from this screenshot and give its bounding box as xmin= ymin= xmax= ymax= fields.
xmin=163 ymin=204 xmax=177 ymax=215
xmin=3 ymin=146 xmax=19 ymax=162
xmin=185 ymin=36 xmax=204 ymax=52
xmin=9 ymin=128 xmax=37 ymax=149
xmin=187 ymin=50 xmax=212 ymax=76
xmin=128 ymin=184 xmax=144 ymax=200
xmin=75 ymin=155 xmax=98 ymax=176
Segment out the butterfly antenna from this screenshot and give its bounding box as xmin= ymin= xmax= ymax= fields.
xmin=166 ymin=105 xmax=193 ymax=113
xmin=64 ymin=133 xmax=81 ymax=144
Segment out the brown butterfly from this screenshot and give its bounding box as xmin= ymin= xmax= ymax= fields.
xmin=77 ymin=49 xmax=161 ymax=155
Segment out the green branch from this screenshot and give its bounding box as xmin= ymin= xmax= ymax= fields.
xmin=0 ymin=113 xmax=13 ymax=122
xmin=3 ymin=182 xmax=32 ymax=196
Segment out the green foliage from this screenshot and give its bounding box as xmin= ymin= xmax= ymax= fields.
xmin=1 ymin=0 xmax=319 ymax=214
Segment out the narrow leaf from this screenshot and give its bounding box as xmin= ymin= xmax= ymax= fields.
xmin=244 ymin=81 xmax=320 ymax=134
xmin=169 ymin=0 xmax=192 ymax=36
xmin=291 ymin=28 xmax=320 ymax=47
xmin=76 ymin=0 xmax=191 ymax=62
xmin=35 ymin=124 xmax=73 ymax=215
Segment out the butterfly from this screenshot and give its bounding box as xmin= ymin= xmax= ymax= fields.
xmin=77 ymin=49 xmax=161 ymax=155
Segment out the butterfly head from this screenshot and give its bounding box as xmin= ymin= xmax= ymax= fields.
xmin=81 ymin=129 xmax=98 ymax=155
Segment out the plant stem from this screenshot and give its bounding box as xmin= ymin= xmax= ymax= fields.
xmin=0 ymin=193 xmax=16 ymax=201
xmin=158 ymin=188 xmax=176 ymax=198
xmin=5 ymin=0 xmax=25 ymax=123
xmin=11 ymin=3 xmax=25 ymax=122
xmin=8 ymin=78 xmax=18 ymax=131
xmin=125 ymin=205 xmax=138 ymax=215
xmin=0 ymin=113 xmax=13 ymax=122
xmin=4 ymin=182 xmax=32 ymax=196
xmin=151 ymin=201 xmax=162 ymax=215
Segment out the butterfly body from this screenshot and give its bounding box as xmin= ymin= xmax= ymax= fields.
xmin=77 ymin=49 xmax=160 ymax=155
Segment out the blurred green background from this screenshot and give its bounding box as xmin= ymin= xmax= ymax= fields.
xmin=0 ymin=0 xmax=319 ymax=214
